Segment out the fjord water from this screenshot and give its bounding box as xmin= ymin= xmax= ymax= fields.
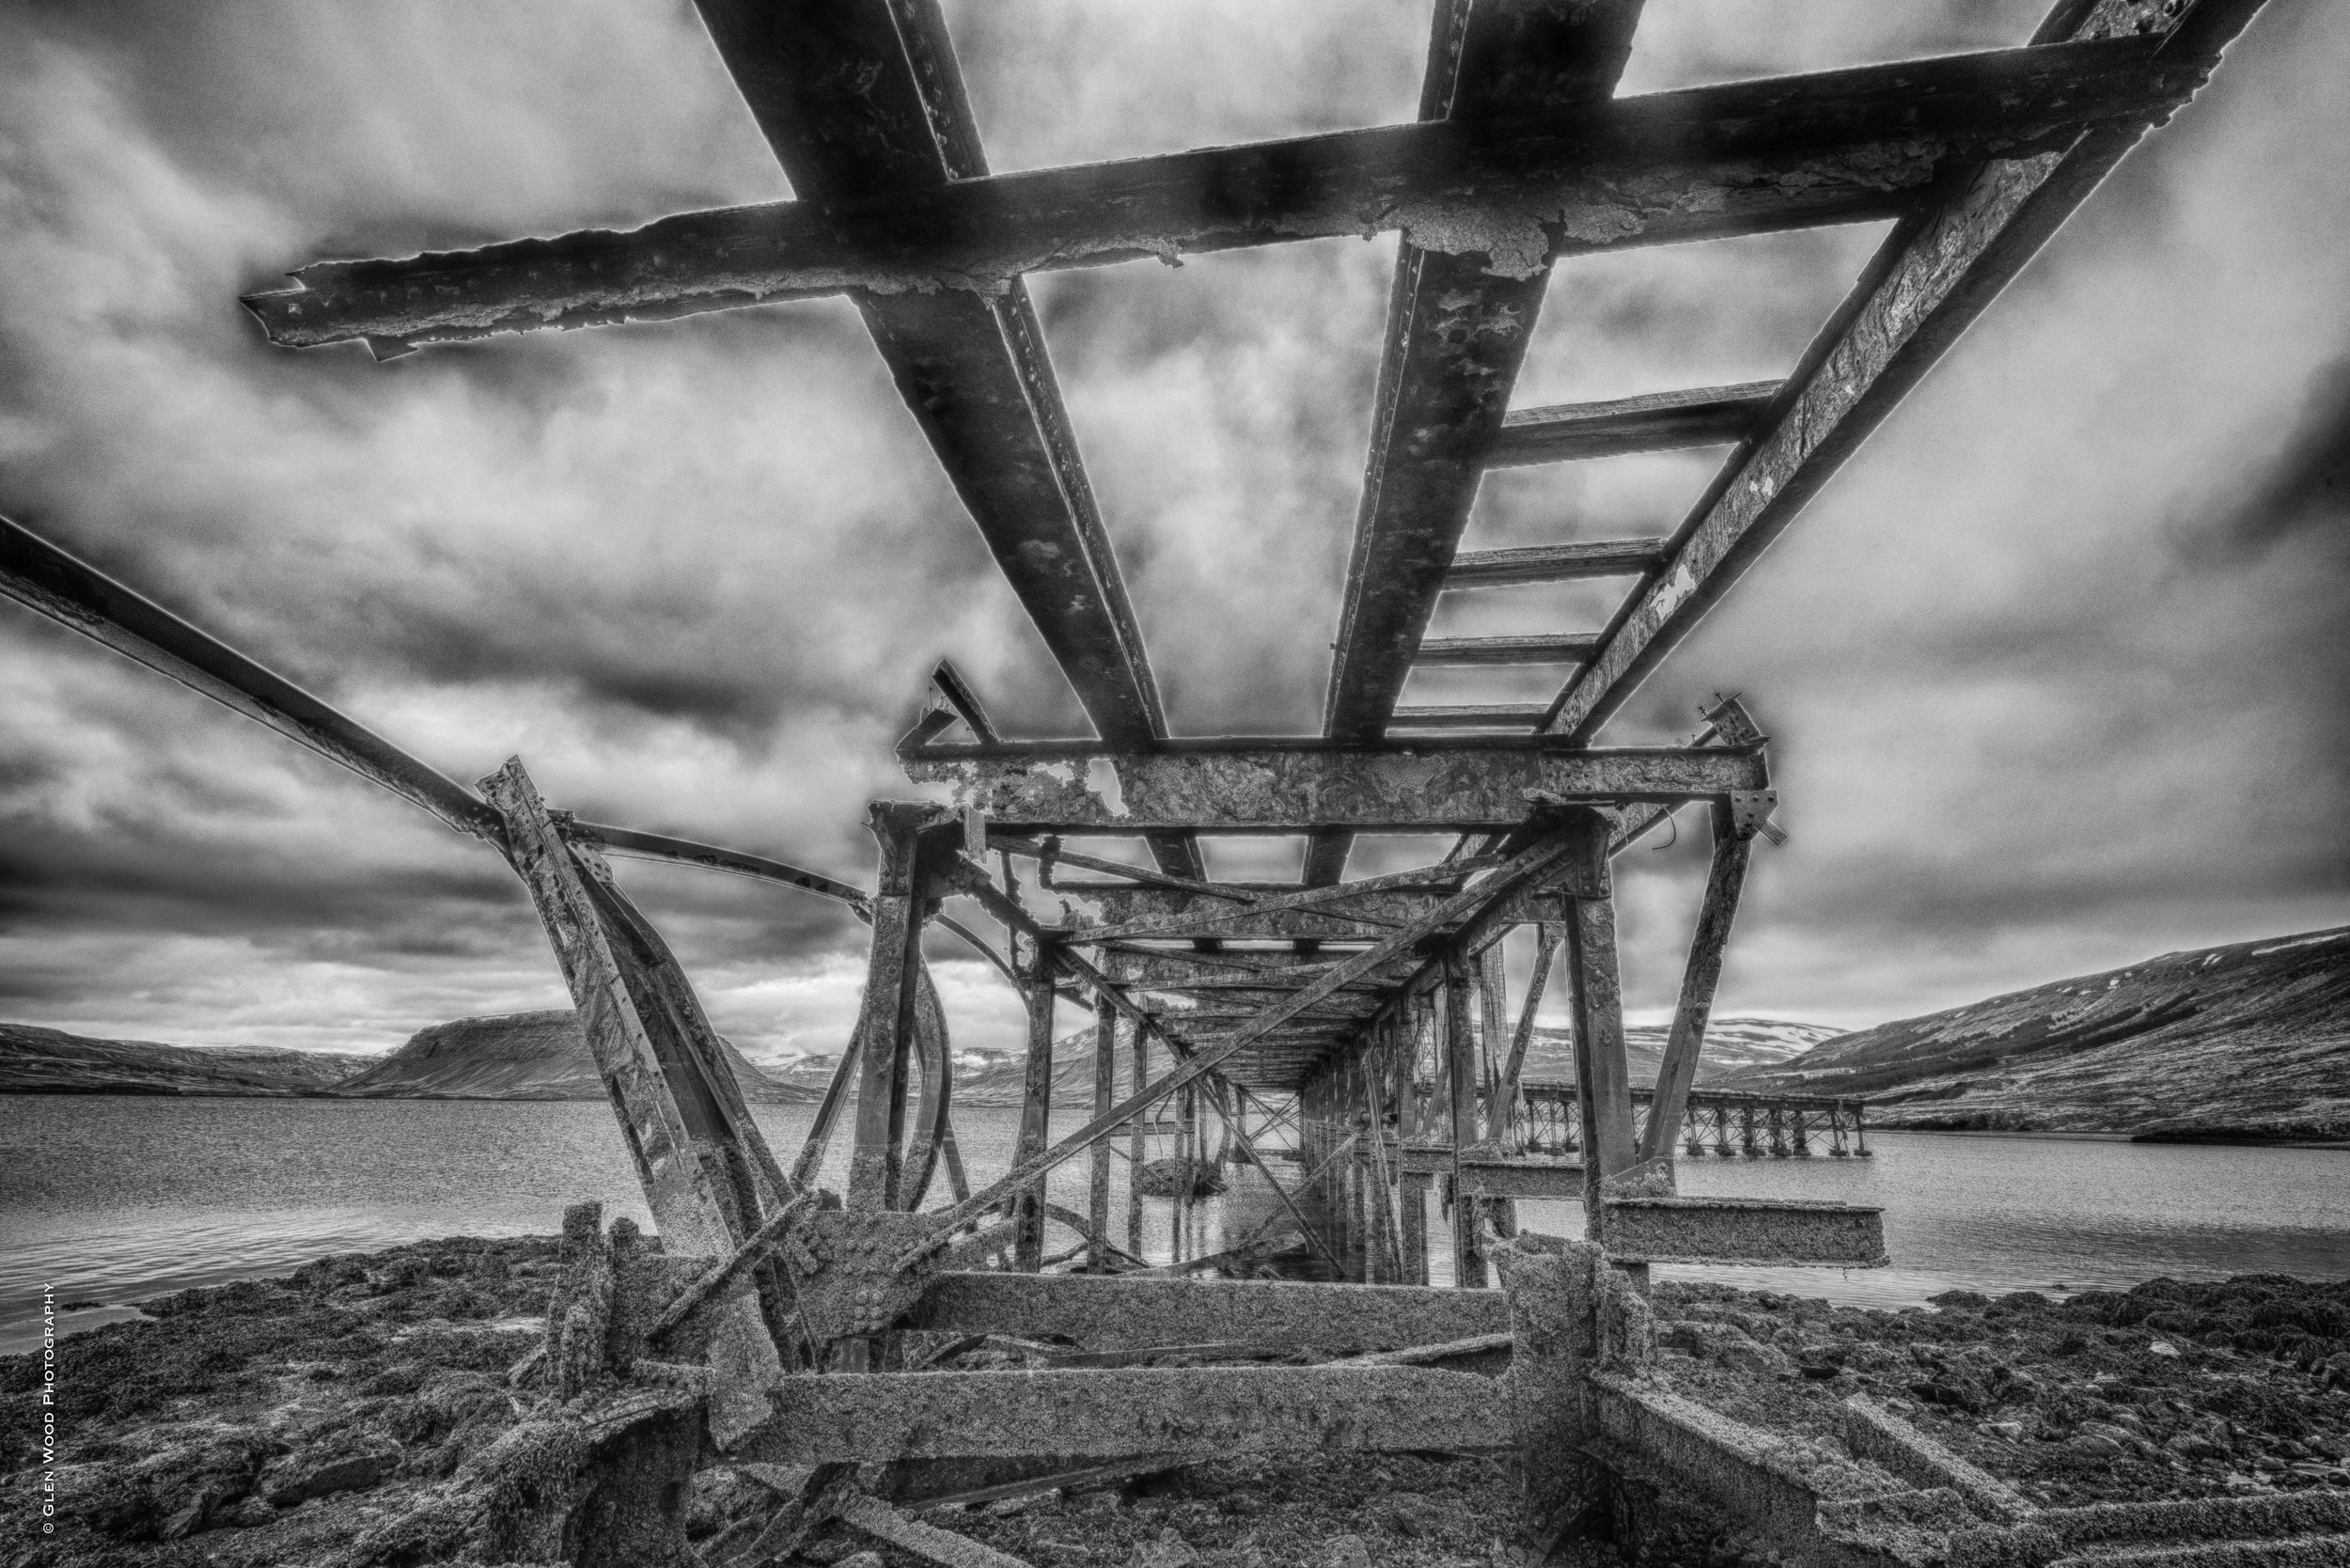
xmin=4 ymin=1094 xmax=2345 ymax=1355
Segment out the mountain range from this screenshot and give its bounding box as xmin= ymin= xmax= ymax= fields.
xmin=0 ymin=1022 xmax=381 ymax=1096
xmin=1716 ymin=927 xmax=2350 ymax=1142
xmin=8 ymin=925 xmax=2341 ymax=1138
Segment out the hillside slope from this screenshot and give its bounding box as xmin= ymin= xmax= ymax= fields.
xmin=335 ymin=1011 xmax=813 ymax=1103
xmin=1716 ymin=927 xmax=2350 ymax=1140
xmin=0 ymin=1023 xmax=378 ymax=1096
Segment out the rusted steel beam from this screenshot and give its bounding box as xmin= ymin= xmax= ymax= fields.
xmin=0 ymin=512 xmax=500 ymax=841
xmin=240 ymin=38 xmax=2205 ymax=356
xmin=903 ymin=1271 xmax=1508 ymax=1351
xmin=903 ymin=743 xmax=1766 ymax=833
xmin=1498 ymin=923 xmax=1563 ymax=1146
xmin=845 ymin=804 xmax=959 ymax=1210
xmin=480 ymin=759 xmax=782 ymax=1445
xmin=1388 ymin=703 xmax=1551 ymax=730
xmin=566 ymin=821 xmax=870 ymax=912
xmin=758 ymin=1364 xmax=1497 ymax=1463
xmin=1010 ymin=936 xmax=1058 ymax=1269
xmin=1543 ymin=0 xmax=2265 ymax=742
xmin=1086 ymin=998 xmax=1117 ymax=1272
xmin=834 ymin=1496 xmax=1035 ymax=1568
xmin=1442 ymin=1157 xmax=1585 ymax=1200
xmin=690 ymin=1 xmax=1198 ymax=880
xmin=1485 ymin=383 xmax=1778 ymax=469
xmin=1600 ymin=1197 xmax=1887 ymax=1266
xmin=1443 ymin=540 xmax=1668 ymax=588
xmin=1638 ymin=802 xmax=1755 ymax=1164
xmin=1441 ymin=948 xmax=1485 ymax=1288
xmin=1104 ymin=951 xmax=1414 ymax=996
xmin=1321 ymin=0 xmax=1642 ymax=749
xmin=1069 ymin=949 xmax=1347 ymax=1277
xmin=933 ymin=823 xmax=1597 ymax=1229
xmin=1416 ymin=634 xmax=1600 ymax=666
xmin=1307 ymin=0 xmax=1644 ymax=886
xmin=991 ymin=837 xmax=1259 ymax=904
xmin=927 ymin=657 xmax=1000 ymax=746
xmin=1565 ymin=880 xmax=1637 ymax=1228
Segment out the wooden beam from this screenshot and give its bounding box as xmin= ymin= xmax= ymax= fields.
xmin=1543 ymin=0 xmax=2265 ymax=741
xmin=1442 ymin=540 xmax=1668 ymax=588
xmin=241 ymin=37 xmax=2207 ymax=357
xmin=688 ymin=1 xmax=1199 ymax=881
xmin=1485 ymin=383 xmax=1778 ymax=468
xmin=0 ymin=512 xmax=499 ymax=841
xmin=1416 ymin=634 xmax=1600 ymax=666
xmin=902 ymin=742 xmax=1766 ymax=834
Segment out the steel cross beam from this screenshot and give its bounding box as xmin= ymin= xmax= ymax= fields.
xmin=1320 ymin=0 xmax=1643 ymax=745
xmin=1308 ymin=0 xmax=1639 ymax=886
xmin=904 ymin=738 xmax=1763 ymax=834
xmin=241 ymin=38 xmax=2209 ymax=357
xmin=1542 ymin=0 xmax=2267 ymax=742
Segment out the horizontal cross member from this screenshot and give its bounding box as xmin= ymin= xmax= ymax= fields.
xmin=1416 ymin=634 xmax=1599 ymax=666
xmin=1443 ymin=541 xmax=1668 ymax=588
xmin=903 ymin=1271 xmax=1507 ymax=1351
xmin=754 ymin=1364 xmax=1499 ymax=1464
xmin=1600 ymin=1197 xmax=1888 ymax=1266
xmin=1485 ymin=383 xmax=1779 ymax=468
xmin=902 ymin=742 xmax=1762 ymax=832
xmin=1055 ymin=883 xmax=1590 ymax=944
xmin=241 ymin=37 xmax=2204 ymax=356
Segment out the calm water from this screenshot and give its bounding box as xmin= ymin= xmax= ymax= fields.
xmin=3 ymin=1095 xmax=2345 ymax=1355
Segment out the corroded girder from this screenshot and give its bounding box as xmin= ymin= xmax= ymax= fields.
xmin=754 ymin=1364 xmax=1498 ymax=1463
xmin=1485 ymin=382 xmax=1779 ymax=469
xmin=901 ymin=741 xmax=1765 ymax=833
xmin=1544 ymin=0 xmax=2266 ymax=741
xmin=1600 ymin=1197 xmax=1888 ymax=1266
xmin=903 ymin=1270 xmax=1508 ymax=1351
xmin=239 ymin=37 xmax=2206 ymax=356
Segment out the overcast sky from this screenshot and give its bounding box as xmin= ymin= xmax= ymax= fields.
xmin=1 ymin=0 xmax=2342 ymax=1064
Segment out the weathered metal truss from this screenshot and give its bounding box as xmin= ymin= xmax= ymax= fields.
xmin=0 ymin=0 xmax=2282 ymax=1561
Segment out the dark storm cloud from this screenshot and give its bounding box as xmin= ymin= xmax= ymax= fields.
xmin=1 ymin=0 xmax=2343 ymax=1056
xmin=2185 ymin=354 xmax=2350 ymax=561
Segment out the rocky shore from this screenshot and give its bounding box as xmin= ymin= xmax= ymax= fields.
xmin=5 ymin=1239 xmax=2344 ymax=1567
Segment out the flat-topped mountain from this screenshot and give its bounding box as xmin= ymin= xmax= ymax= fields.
xmin=0 ymin=1022 xmax=379 ymax=1096
xmin=335 ymin=1011 xmax=813 ymax=1103
xmin=1716 ymin=927 xmax=2350 ymax=1142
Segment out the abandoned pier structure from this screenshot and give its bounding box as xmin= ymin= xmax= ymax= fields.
xmin=0 ymin=0 xmax=2285 ymax=1561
